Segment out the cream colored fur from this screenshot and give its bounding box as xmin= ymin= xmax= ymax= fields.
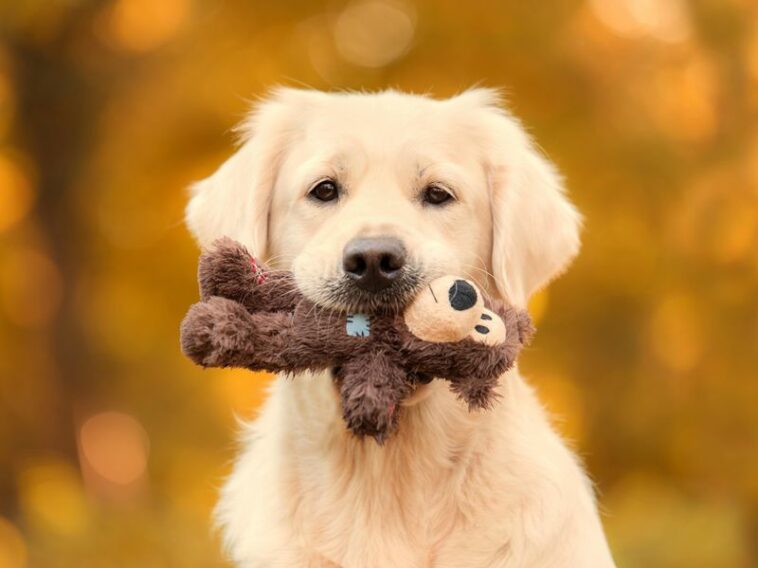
xmin=186 ymin=88 xmax=615 ymax=567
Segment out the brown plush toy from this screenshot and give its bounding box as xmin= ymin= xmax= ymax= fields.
xmin=180 ymin=238 xmax=534 ymax=443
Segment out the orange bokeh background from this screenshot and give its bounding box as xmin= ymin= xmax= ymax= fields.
xmin=1 ymin=0 xmax=756 ymax=566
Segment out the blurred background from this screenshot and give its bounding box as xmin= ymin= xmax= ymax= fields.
xmin=0 ymin=0 xmax=756 ymax=566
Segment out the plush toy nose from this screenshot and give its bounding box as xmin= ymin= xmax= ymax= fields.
xmin=343 ymin=237 xmax=406 ymax=292
xmin=448 ymin=280 xmax=478 ymax=310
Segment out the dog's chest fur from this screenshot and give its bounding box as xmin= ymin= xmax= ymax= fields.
xmin=289 ymin=390 xmax=480 ymax=565
xmin=215 ymin=369 xmax=613 ymax=567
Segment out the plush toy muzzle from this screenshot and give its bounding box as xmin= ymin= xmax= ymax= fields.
xmin=180 ymin=238 xmax=534 ymax=443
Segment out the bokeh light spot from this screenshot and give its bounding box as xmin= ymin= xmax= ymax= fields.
xmin=589 ymin=0 xmax=691 ymax=43
xmin=99 ymin=0 xmax=189 ymax=53
xmin=78 ymin=411 xmax=149 ymax=486
xmin=707 ymin=197 xmax=756 ymax=264
xmin=0 ymin=516 xmax=27 ymax=568
xmin=334 ymin=0 xmax=415 ymax=68
xmin=17 ymin=457 xmax=89 ymax=536
xmin=0 ymin=154 xmax=35 ymax=234
xmin=297 ymin=15 xmax=343 ymax=83
xmin=651 ymin=54 xmax=718 ymax=142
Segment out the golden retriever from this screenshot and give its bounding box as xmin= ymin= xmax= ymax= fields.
xmin=186 ymin=88 xmax=615 ymax=567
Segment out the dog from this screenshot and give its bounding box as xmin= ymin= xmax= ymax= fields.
xmin=185 ymin=88 xmax=616 ymax=567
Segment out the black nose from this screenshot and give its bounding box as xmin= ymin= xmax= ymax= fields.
xmin=448 ymin=280 xmax=478 ymax=311
xmin=343 ymin=237 xmax=406 ymax=292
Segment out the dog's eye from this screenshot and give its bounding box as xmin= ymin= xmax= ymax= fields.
xmin=422 ymin=185 xmax=454 ymax=206
xmin=309 ymin=179 xmax=340 ymax=203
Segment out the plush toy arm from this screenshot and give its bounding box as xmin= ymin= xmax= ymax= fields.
xmin=180 ymin=296 xmax=343 ymax=374
xmin=197 ymin=237 xmax=301 ymax=312
xmin=401 ymin=338 xmax=510 ymax=410
xmin=402 ymin=305 xmax=533 ymax=409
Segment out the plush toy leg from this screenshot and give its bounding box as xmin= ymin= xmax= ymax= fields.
xmin=336 ymin=352 xmax=414 ymax=444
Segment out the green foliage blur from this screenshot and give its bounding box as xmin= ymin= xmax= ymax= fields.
xmin=0 ymin=0 xmax=756 ymax=566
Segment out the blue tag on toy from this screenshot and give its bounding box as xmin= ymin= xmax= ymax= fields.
xmin=346 ymin=313 xmax=371 ymax=337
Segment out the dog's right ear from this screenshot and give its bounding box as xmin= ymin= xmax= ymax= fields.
xmin=452 ymin=88 xmax=582 ymax=308
xmin=186 ymin=88 xmax=311 ymax=257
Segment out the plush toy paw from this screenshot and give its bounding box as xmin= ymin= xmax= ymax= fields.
xmin=180 ymin=296 xmax=255 ymax=367
xmin=198 ymin=237 xmax=263 ymax=301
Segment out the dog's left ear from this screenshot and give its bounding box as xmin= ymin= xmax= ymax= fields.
xmin=455 ymin=89 xmax=582 ymax=307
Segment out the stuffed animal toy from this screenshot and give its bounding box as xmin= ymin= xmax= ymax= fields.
xmin=180 ymin=238 xmax=534 ymax=443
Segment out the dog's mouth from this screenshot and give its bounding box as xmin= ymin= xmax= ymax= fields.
xmin=319 ymin=268 xmax=424 ymax=314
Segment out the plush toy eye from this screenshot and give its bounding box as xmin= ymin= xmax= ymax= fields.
xmin=422 ymin=184 xmax=454 ymax=206
xmin=309 ymin=179 xmax=340 ymax=203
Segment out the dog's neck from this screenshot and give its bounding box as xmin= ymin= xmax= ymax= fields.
xmin=280 ymin=369 xmax=500 ymax=493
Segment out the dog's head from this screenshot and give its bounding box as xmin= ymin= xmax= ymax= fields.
xmin=186 ymin=88 xmax=581 ymax=310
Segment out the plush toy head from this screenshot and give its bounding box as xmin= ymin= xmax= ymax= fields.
xmin=404 ymin=276 xmax=507 ymax=346
xmin=181 ymin=238 xmax=534 ymax=443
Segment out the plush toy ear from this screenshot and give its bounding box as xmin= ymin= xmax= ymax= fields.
xmin=454 ymin=89 xmax=582 ymax=308
xmin=185 ymin=88 xmax=311 ymax=256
